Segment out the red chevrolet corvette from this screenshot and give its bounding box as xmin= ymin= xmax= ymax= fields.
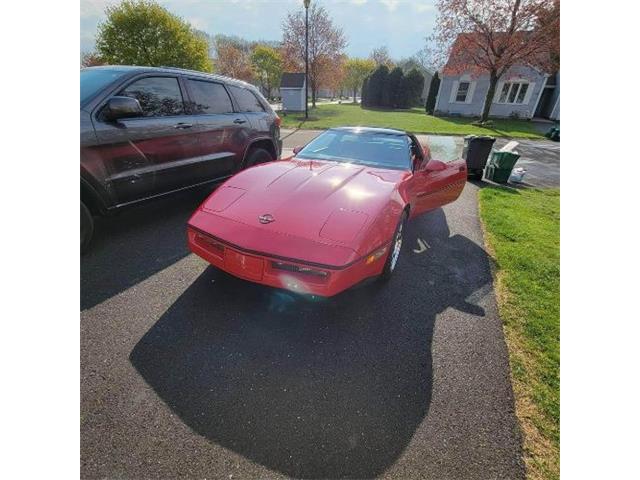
xmin=187 ymin=127 xmax=466 ymax=296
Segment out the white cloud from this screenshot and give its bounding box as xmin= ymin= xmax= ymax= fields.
xmin=350 ymin=0 xmax=368 ymax=5
xmin=379 ymin=0 xmax=400 ymax=11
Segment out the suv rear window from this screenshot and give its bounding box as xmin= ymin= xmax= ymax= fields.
xmin=228 ymin=85 xmax=265 ymax=113
xmin=186 ymin=79 xmax=234 ymax=114
xmin=120 ymin=76 xmax=184 ymax=117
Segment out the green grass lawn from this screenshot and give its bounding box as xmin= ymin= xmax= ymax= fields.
xmin=278 ymin=103 xmax=545 ymax=139
xmin=478 ymin=187 xmax=560 ymax=480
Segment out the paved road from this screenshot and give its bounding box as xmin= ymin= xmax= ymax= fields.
xmin=82 ymin=171 xmax=525 ymax=477
xmin=281 ymin=129 xmax=560 ymax=188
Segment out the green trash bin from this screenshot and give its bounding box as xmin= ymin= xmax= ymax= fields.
xmin=484 ymin=150 xmax=520 ymax=183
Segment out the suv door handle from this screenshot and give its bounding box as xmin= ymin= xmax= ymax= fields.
xmin=233 ymin=118 xmax=247 ymax=124
xmin=174 ymin=123 xmax=193 ymax=129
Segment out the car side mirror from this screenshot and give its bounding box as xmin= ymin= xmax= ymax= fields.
xmin=103 ymin=96 xmax=143 ymax=122
xmin=292 ymin=145 xmax=303 ymax=155
xmin=421 ymin=143 xmax=432 ymax=161
xmin=422 ymin=159 xmax=447 ymax=173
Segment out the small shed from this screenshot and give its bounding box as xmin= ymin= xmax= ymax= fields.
xmin=280 ymin=72 xmax=306 ymax=112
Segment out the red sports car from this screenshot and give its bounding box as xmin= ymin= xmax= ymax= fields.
xmin=187 ymin=127 xmax=466 ymax=296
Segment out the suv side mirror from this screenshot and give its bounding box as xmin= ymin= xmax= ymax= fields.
xmin=104 ymin=96 xmax=143 ymax=122
xmin=292 ymin=145 xmax=303 ymax=155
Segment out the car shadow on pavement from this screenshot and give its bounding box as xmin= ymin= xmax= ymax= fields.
xmin=81 ymin=186 xmax=215 ymax=310
xmin=130 ymin=208 xmax=493 ymax=479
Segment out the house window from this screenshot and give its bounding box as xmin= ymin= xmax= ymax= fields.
xmin=456 ymin=81 xmax=470 ymax=102
xmin=498 ymin=82 xmax=530 ymax=104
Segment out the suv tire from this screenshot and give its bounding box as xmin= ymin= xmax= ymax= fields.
xmin=244 ymin=147 xmax=273 ymax=169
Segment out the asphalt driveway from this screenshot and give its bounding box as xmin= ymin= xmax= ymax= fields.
xmin=80 ymin=135 xmax=540 ymax=478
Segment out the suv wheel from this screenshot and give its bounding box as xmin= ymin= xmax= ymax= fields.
xmin=81 ymin=201 xmax=94 ymax=254
xmin=244 ymin=148 xmax=273 ymax=169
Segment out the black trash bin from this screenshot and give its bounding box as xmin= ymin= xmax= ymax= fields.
xmin=462 ymin=135 xmax=496 ymax=180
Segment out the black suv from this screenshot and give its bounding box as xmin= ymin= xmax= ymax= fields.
xmin=80 ymin=65 xmax=282 ymax=251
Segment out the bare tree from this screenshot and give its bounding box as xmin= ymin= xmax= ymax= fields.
xmin=433 ymin=0 xmax=559 ymax=122
xmin=281 ymin=3 xmax=347 ymax=107
xmin=369 ymin=46 xmax=394 ymax=68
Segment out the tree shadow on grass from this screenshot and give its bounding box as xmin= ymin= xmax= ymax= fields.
xmin=130 ymin=208 xmax=495 ymax=478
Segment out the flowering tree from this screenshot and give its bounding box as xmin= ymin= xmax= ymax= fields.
xmin=433 ymin=0 xmax=559 ymax=122
xmin=214 ymin=38 xmax=254 ymax=82
xmin=281 ymin=3 xmax=347 ymax=107
xmin=320 ymin=54 xmax=347 ymax=98
xmin=81 ymin=51 xmax=105 ymax=68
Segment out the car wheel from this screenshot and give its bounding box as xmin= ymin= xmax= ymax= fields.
xmin=81 ymin=201 xmax=94 ymax=254
xmin=379 ymin=211 xmax=408 ymax=281
xmin=244 ymin=148 xmax=273 ymax=169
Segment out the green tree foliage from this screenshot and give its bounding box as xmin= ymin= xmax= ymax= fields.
xmin=250 ymin=45 xmax=282 ymax=99
xmin=404 ymin=68 xmax=425 ymax=107
xmin=343 ymin=58 xmax=375 ymax=103
xmin=387 ymin=67 xmax=405 ymax=108
xmin=425 ymin=71 xmax=441 ymax=114
xmin=362 ymin=65 xmax=424 ymax=109
xmin=95 ymin=0 xmax=212 ymax=72
xmin=361 ymin=77 xmax=369 ymax=107
xmin=367 ymin=65 xmax=389 ymax=107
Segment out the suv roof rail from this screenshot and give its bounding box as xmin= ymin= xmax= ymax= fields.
xmin=157 ymin=66 xmax=253 ymax=86
xmin=158 ymin=65 xmax=210 ymax=75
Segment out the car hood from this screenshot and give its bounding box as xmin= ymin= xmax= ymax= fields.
xmin=201 ymin=158 xmax=407 ymax=246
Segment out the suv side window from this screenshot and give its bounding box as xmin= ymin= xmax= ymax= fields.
xmin=186 ymin=79 xmax=234 ymax=114
xmin=119 ymin=76 xmax=185 ymax=117
xmin=228 ymin=85 xmax=265 ymax=113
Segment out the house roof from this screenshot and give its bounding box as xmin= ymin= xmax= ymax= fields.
xmin=280 ymin=72 xmax=306 ymax=88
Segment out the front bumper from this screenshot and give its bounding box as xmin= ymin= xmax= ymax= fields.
xmin=187 ymin=227 xmax=388 ymax=297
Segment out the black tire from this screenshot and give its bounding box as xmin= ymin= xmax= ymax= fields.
xmin=379 ymin=211 xmax=408 ymax=282
xmin=244 ymin=147 xmax=273 ymax=169
xmin=81 ymin=201 xmax=94 ymax=254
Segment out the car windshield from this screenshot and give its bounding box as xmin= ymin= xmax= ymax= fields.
xmin=296 ymin=129 xmax=411 ymax=170
xmin=80 ymin=69 xmax=128 ymax=107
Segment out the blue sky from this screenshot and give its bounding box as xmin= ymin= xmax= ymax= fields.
xmin=80 ymin=0 xmax=438 ymax=60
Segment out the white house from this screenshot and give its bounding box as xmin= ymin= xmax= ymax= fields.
xmin=435 ymin=33 xmax=559 ymax=120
